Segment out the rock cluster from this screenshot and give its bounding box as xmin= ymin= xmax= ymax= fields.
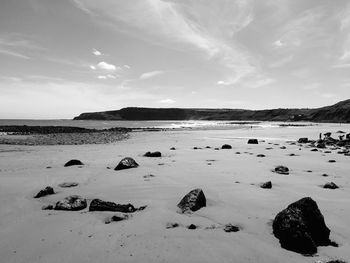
xmin=64 ymin=159 xmax=84 ymax=167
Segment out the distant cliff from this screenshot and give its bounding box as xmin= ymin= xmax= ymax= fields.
xmin=73 ymin=99 xmax=350 ymax=123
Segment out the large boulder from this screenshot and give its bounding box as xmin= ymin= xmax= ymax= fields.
xmin=54 ymin=195 xmax=87 ymax=211
xmin=177 ymin=188 xmax=206 ymax=213
xmin=272 ymin=197 xmax=331 ymax=255
xmin=89 ymin=199 xmax=136 ymax=213
xmin=114 ymin=157 xmax=139 ymax=171
xmin=34 ymin=186 xmax=55 ymax=198
xmin=64 ymin=159 xmax=84 ymax=167
xmin=144 ymin=151 xmax=162 ymax=157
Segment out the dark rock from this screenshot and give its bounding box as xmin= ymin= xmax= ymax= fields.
xmin=89 ymin=199 xmax=136 ymax=213
xmin=193 ymin=147 xmax=201 ymax=150
xmin=257 ymin=154 xmax=265 ymax=157
xmin=324 ymin=132 xmax=332 ymax=137
xmin=42 ymin=204 xmax=54 ymax=210
xmin=34 ymin=186 xmax=55 ymax=198
xmin=58 ymin=182 xmax=79 ymax=188
xmin=328 ymin=160 xmax=336 ymax=163
xmin=274 ymin=166 xmax=289 ymax=175
xmin=324 ymin=151 xmax=332 ymax=153
xmin=247 ymin=139 xmax=258 ymax=144
xmin=144 ymin=151 xmax=161 ymax=157
xmin=260 ymin=181 xmax=272 ymax=189
xmin=54 ymin=195 xmax=87 ymax=211
xmin=166 ymin=222 xmax=179 ymax=229
xmin=188 ymin=224 xmax=197 ymax=230
xmin=223 ymin=224 xmax=240 ymax=232
xmin=214 ymin=148 xmax=219 ymax=150
xmin=114 ymin=157 xmax=139 ymax=170
xmin=317 ymin=142 xmax=326 ymax=149
xmin=323 ymin=182 xmax=339 ymax=189
xmin=311 ymin=148 xmax=318 ymax=152
xmin=280 ymin=146 xmax=287 ymax=149
xmin=235 ymin=152 xmax=241 ymax=154
xmin=272 ymin=197 xmax=331 ymax=255
xmin=105 ymin=214 xmax=129 ymax=224
xmin=205 ymin=146 xmax=211 ymax=149
xmin=288 ymin=153 xmax=296 ymax=156
xmin=322 ymin=173 xmax=329 ymax=177
xmin=326 ymin=260 xmax=347 ymax=263
xmin=298 ymin=138 xmax=309 ymax=143
xmin=336 ymin=130 xmax=346 ymax=133
xmin=64 ymin=159 xmax=84 ymax=167
xmin=170 ymin=147 xmax=176 ymax=150
xmin=221 ymin=144 xmax=232 ymax=149
xmin=177 ymin=188 xmax=206 ymax=213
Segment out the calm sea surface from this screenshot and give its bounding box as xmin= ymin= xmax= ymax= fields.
xmin=0 ymin=119 xmax=347 ymax=130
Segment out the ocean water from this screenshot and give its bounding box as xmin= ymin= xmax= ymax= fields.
xmin=0 ymin=119 xmax=346 ymax=131
xmin=0 ymin=119 xmax=262 ymax=130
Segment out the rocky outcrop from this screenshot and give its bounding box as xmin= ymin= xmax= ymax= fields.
xmin=54 ymin=195 xmax=87 ymax=211
xmin=114 ymin=157 xmax=139 ymax=170
xmin=273 ymin=197 xmax=331 ymax=255
xmin=58 ymin=182 xmax=79 ymax=188
xmin=177 ymin=188 xmax=206 ymax=213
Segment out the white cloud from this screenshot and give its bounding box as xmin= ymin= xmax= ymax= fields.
xmin=97 ymin=61 xmax=117 ymax=71
xmin=97 ymin=74 xmax=117 ymax=79
xmin=159 ymin=98 xmax=176 ymax=104
xmin=273 ymin=40 xmax=285 ymax=47
xmin=269 ymin=55 xmax=293 ymax=68
xmin=89 ymin=65 xmax=96 ymax=70
xmin=140 ymin=70 xmax=164 ymax=80
xmin=92 ymin=48 xmax=102 ymax=56
xmin=0 ymin=49 xmax=30 ymax=59
xmin=97 ymin=75 xmax=107 ymax=79
xmin=123 ymin=64 xmax=131 ymax=69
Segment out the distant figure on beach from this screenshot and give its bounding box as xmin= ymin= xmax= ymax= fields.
xmin=319 ymin=133 xmax=322 ymax=140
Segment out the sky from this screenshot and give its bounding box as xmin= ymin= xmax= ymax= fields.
xmin=0 ymin=0 xmax=349 ymax=119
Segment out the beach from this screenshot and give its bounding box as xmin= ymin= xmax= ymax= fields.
xmin=0 ymin=125 xmax=349 ymax=263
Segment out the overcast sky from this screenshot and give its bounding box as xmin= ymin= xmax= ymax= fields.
xmin=0 ymin=0 xmax=349 ymax=118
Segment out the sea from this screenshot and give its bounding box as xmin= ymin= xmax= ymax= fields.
xmin=0 ymin=119 xmax=346 ymax=131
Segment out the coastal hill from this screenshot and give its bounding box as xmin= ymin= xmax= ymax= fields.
xmin=73 ymin=99 xmax=350 ymax=123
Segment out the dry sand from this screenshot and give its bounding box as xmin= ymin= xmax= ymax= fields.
xmin=0 ymin=125 xmax=349 ymax=263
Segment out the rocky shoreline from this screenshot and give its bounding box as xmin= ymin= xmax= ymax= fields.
xmin=0 ymin=126 xmax=131 ymax=145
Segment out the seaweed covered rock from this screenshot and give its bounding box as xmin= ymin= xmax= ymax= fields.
xmin=273 ymin=197 xmax=331 ymax=255
xmin=114 ymin=157 xmax=139 ymax=171
xmin=54 ymin=195 xmax=87 ymax=211
xmin=177 ymin=188 xmax=206 ymax=213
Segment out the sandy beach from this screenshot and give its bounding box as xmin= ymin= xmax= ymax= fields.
xmin=0 ymin=125 xmax=349 ymax=263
